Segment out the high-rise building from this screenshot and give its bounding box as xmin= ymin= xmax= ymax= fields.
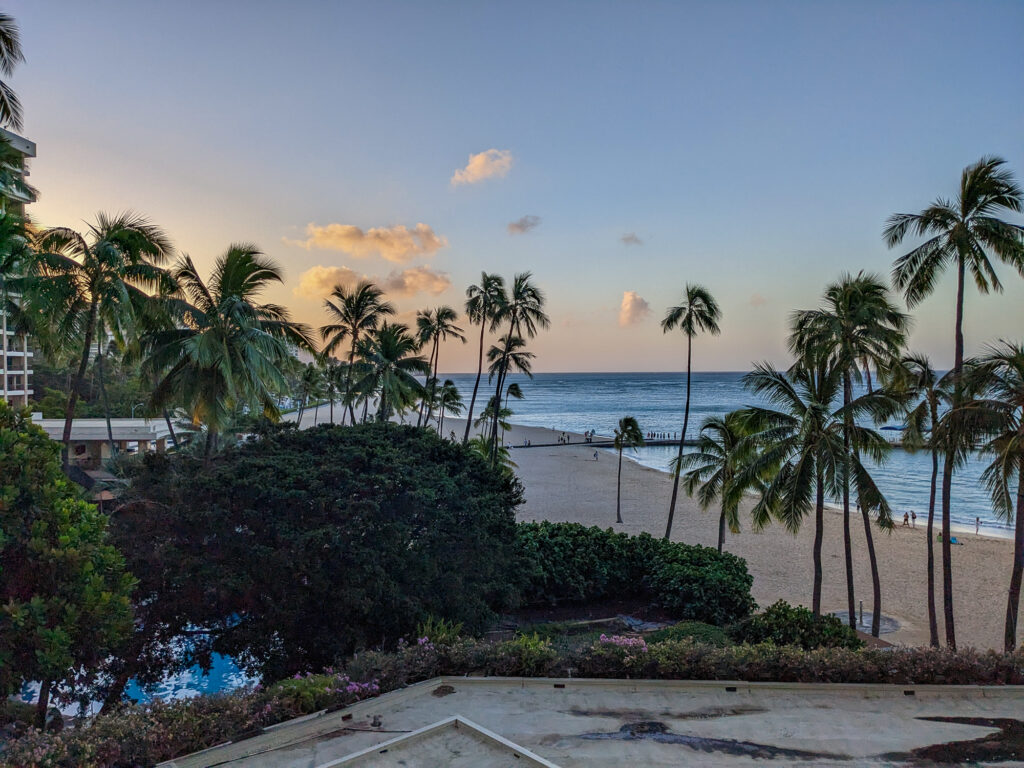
xmin=0 ymin=126 xmax=36 ymax=408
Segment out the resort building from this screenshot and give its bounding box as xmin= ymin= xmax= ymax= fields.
xmin=30 ymin=414 xmax=175 ymax=470
xmin=0 ymin=126 xmax=36 ymax=408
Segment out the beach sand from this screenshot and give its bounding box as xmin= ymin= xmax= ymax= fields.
xmin=296 ymin=404 xmax=1019 ymax=650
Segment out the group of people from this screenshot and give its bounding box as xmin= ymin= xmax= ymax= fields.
xmin=646 ymin=431 xmax=677 ymax=440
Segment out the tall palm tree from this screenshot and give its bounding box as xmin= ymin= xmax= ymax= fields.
xmin=889 ymin=353 xmax=951 ymax=647
xmin=141 ymin=245 xmax=314 ymax=455
xmin=415 ymin=305 xmax=465 ymax=427
xmin=463 ymin=273 xmax=506 ymax=443
xmin=885 ymin=156 xmax=1024 ymax=648
xmin=661 ymin=284 xmax=721 ymax=540
xmin=962 ymin=343 xmax=1024 ymax=651
xmin=28 ymin=213 xmax=174 ymax=467
xmin=486 ymin=334 xmax=535 ymax=456
xmin=674 ymin=412 xmax=758 ymax=553
xmin=613 ymin=416 xmax=644 ymax=524
xmin=352 ymin=323 xmax=430 ymax=423
xmin=435 ymin=379 xmax=463 ymax=436
xmin=0 ymin=13 xmax=25 ymax=131
xmin=489 ymin=273 xmax=548 ymax=458
xmin=319 ymin=281 xmax=395 ymax=425
xmin=790 ymin=273 xmax=908 ymax=636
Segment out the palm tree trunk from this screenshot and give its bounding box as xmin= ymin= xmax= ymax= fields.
xmin=62 ymin=303 xmax=98 ymax=469
xmin=438 ymin=404 xmax=445 ymax=436
xmin=926 ymin=415 xmax=939 ymax=647
xmin=418 ymin=338 xmax=437 ymax=427
xmin=330 ymin=397 xmax=334 ymax=424
xmin=345 ymin=342 xmax=357 ymax=426
xmin=842 ymin=373 xmax=856 ymax=631
xmin=664 ymin=334 xmax=693 ymax=540
xmin=163 ymin=409 xmax=178 ymax=449
xmin=813 ymin=473 xmax=824 ymax=615
xmin=616 ymin=445 xmax=624 ymax=524
xmin=858 ymin=486 xmax=882 ymax=637
xmin=717 ymin=504 xmax=726 ymax=553
xmin=424 ymin=339 xmax=440 ymax=428
xmin=34 ymin=677 xmax=51 ymax=728
xmin=95 ymin=340 xmax=117 ymax=460
xmin=464 ymin=320 xmax=486 ymax=444
xmin=1004 ymin=460 xmax=1024 ymax=652
xmin=489 ymin=332 xmax=512 ymax=461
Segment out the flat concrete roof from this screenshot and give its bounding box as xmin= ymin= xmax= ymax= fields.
xmin=159 ymin=677 xmax=1024 ymax=767
xmin=30 ymin=414 xmax=172 ymax=442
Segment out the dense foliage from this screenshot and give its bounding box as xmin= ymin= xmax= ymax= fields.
xmin=109 ymin=423 xmax=523 ymax=685
xmin=0 ymin=403 xmax=134 ymax=724
xmin=728 ymin=600 xmax=863 ymax=650
xmin=4 ymin=635 xmax=1024 ymax=768
xmin=646 ymin=621 xmax=731 ymax=647
xmin=517 ymin=521 xmax=755 ymax=625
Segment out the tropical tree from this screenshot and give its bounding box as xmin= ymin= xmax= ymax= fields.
xmin=501 ymin=381 xmax=524 ymax=444
xmin=674 ymin=412 xmax=759 ymax=553
xmin=319 ymin=281 xmax=395 ymax=425
xmin=475 ymin=396 xmax=512 ymax=434
xmin=0 ymin=13 xmax=25 ymax=131
xmin=467 ymin=434 xmax=516 ymax=475
xmin=962 ymin=343 xmax=1024 ymax=651
xmin=28 ymin=213 xmax=174 ymax=467
xmin=486 ymin=333 xmax=535 ymax=457
xmin=141 ymin=245 xmax=314 ymax=456
xmin=488 ymin=273 xmax=548 ymax=458
xmin=352 ymin=323 xmax=430 ymax=423
xmin=323 ymin=361 xmax=345 ymax=424
xmin=790 ymin=272 xmax=908 ymax=636
xmin=889 ymin=353 xmax=951 ymax=647
xmin=613 ymin=416 xmax=644 ymax=524
xmin=885 ymin=156 xmax=1024 ymax=647
xmin=463 ymin=273 xmax=506 ymax=443
xmin=415 ymin=305 xmax=465 ymax=427
xmin=435 ymin=378 xmax=463 ymax=436
xmin=295 ymin=362 xmax=325 ymax=427
xmin=661 ymin=284 xmax=721 ymax=540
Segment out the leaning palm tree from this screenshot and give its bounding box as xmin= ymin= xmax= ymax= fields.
xmin=661 ymin=284 xmax=721 ymax=540
xmin=889 ymin=353 xmax=951 ymax=647
xmin=463 ymin=273 xmax=506 ymax=443
xmin=961 ymin=343 xmax=1024 ymax=651
xmin=674 ymin=412 xmax=758 ymax=553
xmin=28 ymin=213 xmax=174 ymax=467
xmin=141 ymin=245 xmax=314 ymax=456
xmin=790 ymin=272 xmax=908 ymax=637
xmin=0 ymin=13 xmax=25 ymax=131
xmin=613 ymin=416 xmax=644 ymax=524
xmin=885 ymin=156 xmax=1024 ymax=648
xmin=415 ymin=305 xmax=465 ymax=427
xmin=488 ymin=273 xmax=548 ymax=458
xmin=352 ymin=323 xmax=430 ymax=423
xmin=435 ymin=379 xmax=463 ymax=436
xmin=319 ymin=281 xmax=395 ymax=425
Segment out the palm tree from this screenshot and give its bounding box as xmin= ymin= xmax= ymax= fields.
xmin=467 ymin=434 xmax=516 ymax=475
xmin=141 ymin=245 xmax=314 ymax=455
xmin=296 ymin=362 xmax=325 ymax=427
xmin=486 ymin=334 xmax=535 ymax=455
xmin=674 ymin=412 xmax=758 ymax=553
xmin=352 ymin=323 xmax=430 ymax=422
xmin=962 ymin=343 xmax=1024 ymax=651
xmin=29 ymin=213 xmax=174 ymax=467
xmin=661 ymin=284 xmax=722 ymax=540
xmin=0 ymin=13 xmax=25 ymax=131
xmin=475 ymin=396 xmax=512 ymax=434
xmin=885 ymin=156 xmax=1024 ymax=648
xmin=435 ymin=379 xmax=463 ymax=436
xmin=323 ymin=361 xmax=345 ymax=424
xmin=889 ymin=353 xmax=951 ymax=647
xmin=0 ymin=208 xmax=29 ymax=318
xmin=613 ymin=416 xmax=644 ymax=524
xmin=488 ymin=273 xmax=548 ymax=458
xmin=501 ymin=381 xmax=524 ymax=444
xmin=463 ymin=273 xmax=506 ymax=443
xmin=790 ymin=273 xmax=908 ymax=636
xmin=319 ymin=281 xmax=395 ymax=425
xmin=415 ymin=305 xmax=465 ymax=427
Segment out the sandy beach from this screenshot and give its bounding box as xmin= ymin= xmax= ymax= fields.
xmin=294 ymin=404 xmax=1020 ymax=650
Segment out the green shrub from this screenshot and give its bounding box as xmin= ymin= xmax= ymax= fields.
xmin=647 ymin=621 xmax=731 ymax=647
xmin=728 ymin=600 xmax=863 ymax=650
xmin=647 ymin=544 xmax=755 ymax=625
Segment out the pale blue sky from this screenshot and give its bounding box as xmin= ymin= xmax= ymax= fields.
xmin=9 ymin=0 xmax=1024 ymax=371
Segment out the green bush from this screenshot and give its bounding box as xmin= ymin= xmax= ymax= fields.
xmin=728 ymin=600 xmax=863 ymax=650
xmin=646 ymin=621 xmax=731 ymax=647
xmin=516 ymin=522 xmax=754 ymax=626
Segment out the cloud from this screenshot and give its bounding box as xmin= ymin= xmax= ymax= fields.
xmin=451 ymin=148 xmax=513 ymax=186
xmin=294 ymin=264 xmax=450 ymax=300
xmin=286 ymin=222 xmax=446 ymax=264
xmin=618 ymin=290 xmax=651 ymax=327
xmin=507 ymin=215 xmax=541 ymax=235
xmin=621 ymin=232 xmax=643 ymax=246
xmin=749 ymin=292 xmax=767 ymax=307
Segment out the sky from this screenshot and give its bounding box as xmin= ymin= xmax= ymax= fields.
xmin=8 ymin=1 xmax=1024 ymax=372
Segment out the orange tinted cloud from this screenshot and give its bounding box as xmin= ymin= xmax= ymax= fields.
xmin=451 ymin=148 xmax=513 ymax=186
xmin=287 ymin=222 xmax=447 ymax=263
xmin=618 ymin=290 xmax=651 ymax=326
xmin=507 ymin=215 xmax=541 ymax=235
xmin=294 ymin=264 xmax=450 ymax=300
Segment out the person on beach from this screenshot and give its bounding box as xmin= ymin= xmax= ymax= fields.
xmin=911 ymin=510 xmax=917 ymax=528
xmin=976 ymin=516 xmax=981 ymax=534
xmin=593 ymin=450 xmax=599 ymax=461
xmin=902 ymin=512 xmax=909 ymax=527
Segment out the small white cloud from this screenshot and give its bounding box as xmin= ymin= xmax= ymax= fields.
xmin=294 ymin=264 xmax=450 ymax=300
xmin=618 ymin=290 xmax=651 ymax=327
xmin=451 ymin=148 xmax=513 ymax=186
xmin=621 ymin=232 xmax=643 ymax=246
xmin=507 ymin=215 xmax=541 ymax=235
xmin=286 ymin=222 xmax=447 ymax=264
